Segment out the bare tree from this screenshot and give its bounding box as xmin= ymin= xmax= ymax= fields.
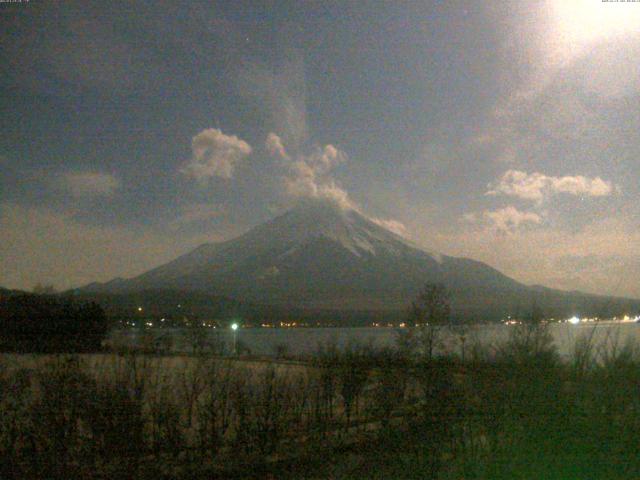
xmin=408 ymin=283 xmax=451 ymax=359
xmin=499 ymin=298 xmax=557 ymax=365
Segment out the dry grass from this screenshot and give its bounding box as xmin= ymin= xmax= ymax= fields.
xmin=2 ymin=327 xmax=640 ymax=479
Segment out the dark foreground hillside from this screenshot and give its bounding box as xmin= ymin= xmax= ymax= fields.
xmin=1 ymin=323 xmax=640 ymax=479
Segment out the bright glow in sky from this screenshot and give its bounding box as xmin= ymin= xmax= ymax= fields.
xmin=550 ymin=0 xmax=640 ymax=47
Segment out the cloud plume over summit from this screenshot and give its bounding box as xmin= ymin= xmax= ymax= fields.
xmin=181 ymin=129 xmax=252 ymax=182
xmin=266 ymin=132 xmax=353 ymax=210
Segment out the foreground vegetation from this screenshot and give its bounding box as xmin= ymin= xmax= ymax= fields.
xmin=0 ymin=292 xmax=109 ymax=353
xmin=1 ymin=320 xmax=640 ymax=479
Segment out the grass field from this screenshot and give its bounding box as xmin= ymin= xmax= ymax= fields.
xmin=2 ymin=323 xmax=640 ymax=478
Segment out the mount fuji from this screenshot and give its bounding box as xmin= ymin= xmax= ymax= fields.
xmin=82 ymin=201 xmax=640 ymax=321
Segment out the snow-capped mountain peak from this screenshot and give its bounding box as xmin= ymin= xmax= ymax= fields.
xmin=79 ymin=199 xmax=640 ymax=318
xmin=246 ymin=201 xmax=429 ymax=258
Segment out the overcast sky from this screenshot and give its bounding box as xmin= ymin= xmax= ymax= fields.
xmin=2 ymin=1 xmax=640 ymax=297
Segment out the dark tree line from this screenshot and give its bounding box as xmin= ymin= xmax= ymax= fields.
xmin=0 ymin=293 xmax=109 ymax=353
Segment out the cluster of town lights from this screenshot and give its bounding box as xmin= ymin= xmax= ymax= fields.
xmin=127 ymin=307 xmax=640 ymax=329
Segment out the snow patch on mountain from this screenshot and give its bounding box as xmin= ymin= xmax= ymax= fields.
xmin=262 ymin=201 xmax=436 ymax=259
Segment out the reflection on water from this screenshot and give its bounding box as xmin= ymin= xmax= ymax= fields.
xmin=107 ymin=322 xmax=640 ymax=358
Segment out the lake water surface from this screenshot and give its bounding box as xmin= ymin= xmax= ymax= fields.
xmin=108 ymin=322 xmax=640 ymax=359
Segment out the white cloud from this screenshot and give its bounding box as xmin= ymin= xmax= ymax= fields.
xmin=266 ymin=133 xmax=408 ymax=237
xmin=284 ymin=162 xmax=354 ymax=210
xmin=266 ymin=132 xmax=354 ymax=210
xmin=483 ymin=206 xmax=542 ymax=234
xmin=487 ymin=170 xmax=614 ymax=203
xmin=61 ymin=172 xmax=119 ymax=197
xmin=181 ymin=128 xmax=252 ymax=182
xmin=265 ymin=132 xmax=289 ymax=160
xmin=266 ymin=133 xmax=408 ymax=235
xmin=552 ymin=175 xmax=613 ymax=197
xmin=305 ymin=144 xmax=346 ymax=174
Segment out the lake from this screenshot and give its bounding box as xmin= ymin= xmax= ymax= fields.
xmin=107 ymin=321 xmax=640 ymax=359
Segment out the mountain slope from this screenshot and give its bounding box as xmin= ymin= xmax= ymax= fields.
xmin=82 ymin=202 xmax=640 ymax=320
